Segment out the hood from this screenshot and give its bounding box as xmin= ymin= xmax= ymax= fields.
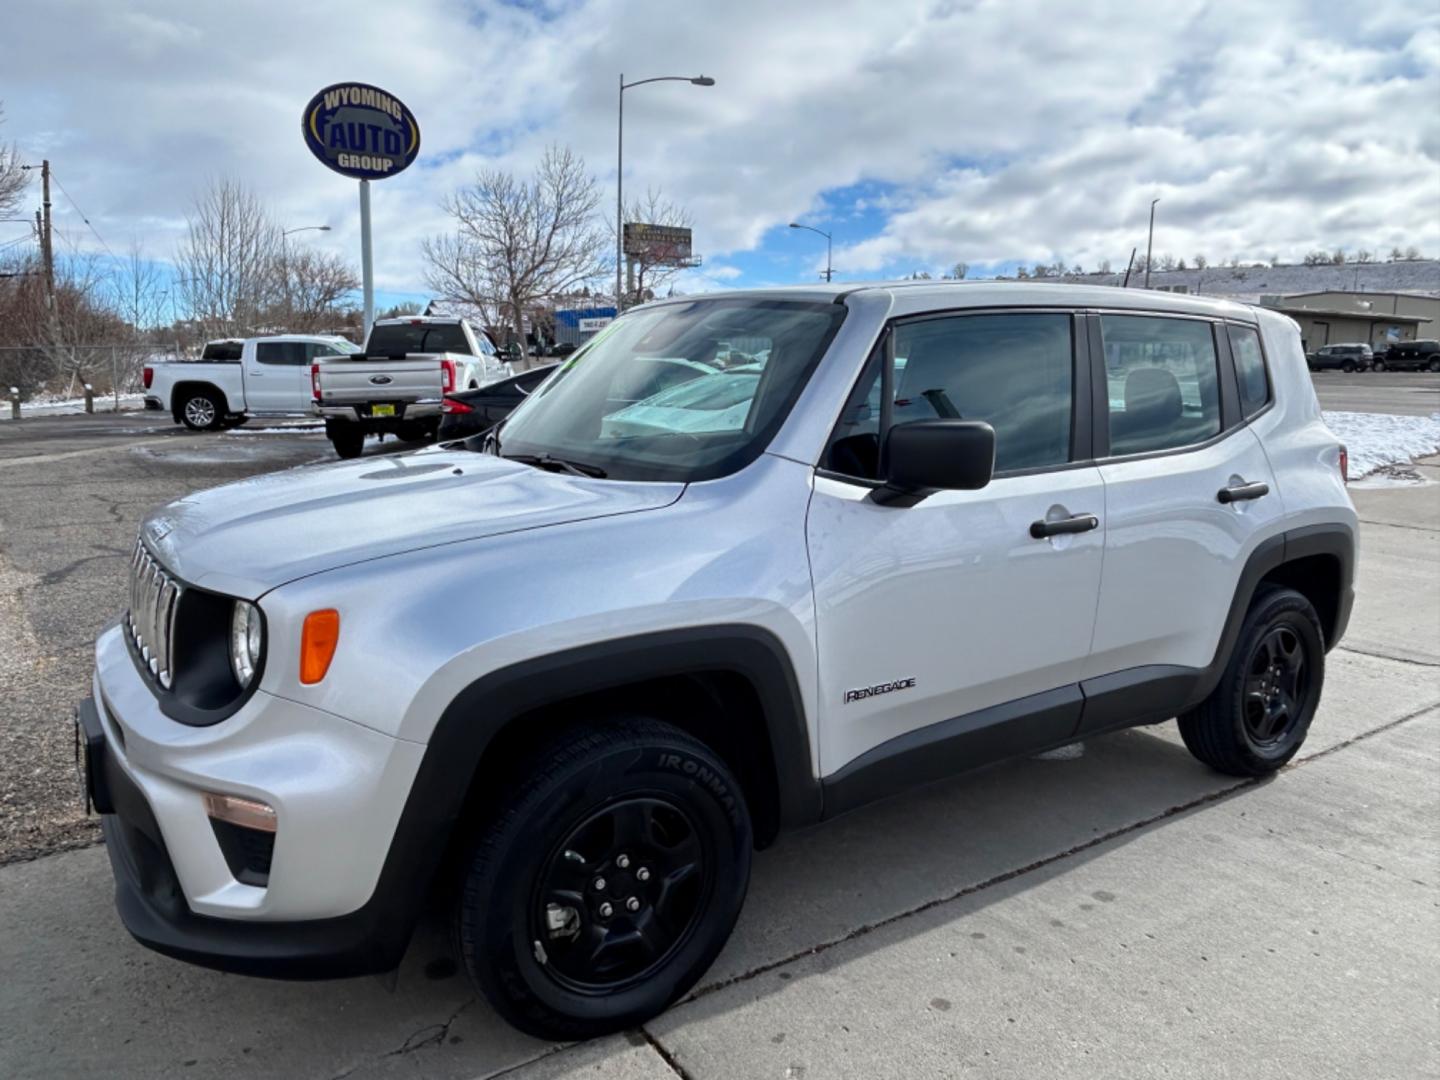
xmin=141 ymin=449 xmax=683 ymax=598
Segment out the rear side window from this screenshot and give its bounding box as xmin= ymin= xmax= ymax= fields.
xmin=1101 ymin=315 xmax=1221 ymax=456
xmin=827 ymin=312 xmax=1073 ymax=477
xmin=201 ymin=341 xmax=242 ymax=362
xmin=1228 ymin=325 xmax=1270 ymax=419
xmin=367 ymin=322 xmax=471 ymax=356
xmin=255 ymin=342 xmax=307 ymax=366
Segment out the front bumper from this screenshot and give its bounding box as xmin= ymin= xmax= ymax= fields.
xmin=83 ymin=622 xmax=431 ymax=978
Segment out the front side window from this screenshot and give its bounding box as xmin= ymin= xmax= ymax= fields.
xmin=1101 ymin=315 xmax=1221 ymax=456
xmin=496 ymin=299 xmax=845 ymax=482
xmin=1228 ymin=324 xmax=1270 ymax=419
xmin=826 ymin=312 xmax=1074 ymax=478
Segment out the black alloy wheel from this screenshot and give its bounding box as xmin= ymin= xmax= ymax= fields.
xmin=531 ymin=795 xmax=709 ymax=993
xmin=1178 ymin=586 xmax=1325 ymax=777
xmin=456 ymin=718 xmax=752 ymax=1041
xmin=1240 ymin=625 xmax=1311 ymax=750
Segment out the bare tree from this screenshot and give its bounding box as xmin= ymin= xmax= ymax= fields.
xmin=948 ymin=261 xmax=969 ymax=280
xmin=277 ymin=248 xmax=359 ymax=332
xmin=1355 ymin=249 xmax=1374 ymax=264
xmin=424 ymin=145 xmax=607 ymax=345
xmin=1303 ymin=250 xmax=1330 ymax=266
xmin=0 ymin=104 xmax=27 ymax=219
xmin=175 ymin=177 xmax=280 ymax=338
xmin=1404 ymin=245 xmax=1422 ymax=261
xmin=1097 ymin=258 xmax=1112 ymax=274
xmin=1193 ymin=254 xmax=1208 ymax=270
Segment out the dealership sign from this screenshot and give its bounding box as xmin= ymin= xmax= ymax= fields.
xmin=302 ymin=82 xmax=420 ymax=180
xmin=622 ymin=223 xmax=694 ymax=266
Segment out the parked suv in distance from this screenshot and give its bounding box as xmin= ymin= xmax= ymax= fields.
xmin=1306 ymin=342 xmax=1372 ymax=372
xmin=79 ymin=282 xmax=1355 ymax=1041
xmin=1379 ymin=338 xmax=1440 ymax=372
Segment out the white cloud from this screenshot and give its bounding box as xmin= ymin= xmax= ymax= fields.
xmin=1 ymin=0 xmax=1436 ymax=294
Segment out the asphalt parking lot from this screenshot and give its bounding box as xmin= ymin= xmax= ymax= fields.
xmin=0 ymin=379 xmax=1437 ymax=1079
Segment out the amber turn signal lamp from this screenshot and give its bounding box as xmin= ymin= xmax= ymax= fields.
xmin=300 ymin=609 xmax=340 ymax=685
xmin=203 ymin=792 xmax=277 ymax=833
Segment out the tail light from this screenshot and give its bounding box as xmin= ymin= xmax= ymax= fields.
xmin=142 ymin=366 xmax=153 ymax=389
xmin=440 ymin=396 xmax=473 ymax=415
xmin=441 ymin=358 xmax=456 ymax=394
xmin=311 ymin=363 xmax=321 ymax=401
xmin=1338 ymin=445 xmax=1348 ymax=484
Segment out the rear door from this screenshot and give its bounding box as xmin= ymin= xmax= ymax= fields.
xmin=808 ymin=309 xmax=1105 ymax=779
xmin=1079 ymin=312 xmax=1283 ymax=725
xmin=245 ymin=341 xmax=309 ymax=412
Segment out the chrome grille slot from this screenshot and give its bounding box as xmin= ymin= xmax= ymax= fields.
xmin=127 ymin=539 xmax=182 ymax=689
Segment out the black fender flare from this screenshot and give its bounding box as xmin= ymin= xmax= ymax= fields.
xmin=1188 ymin=522 xmax=1355 ymax=709
xmin=352 ymin=625 xmax=821 ymax=967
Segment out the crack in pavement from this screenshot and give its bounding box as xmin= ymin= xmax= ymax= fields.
xmin=640 ymin=1027 xmax=699 ymax=1080
xmin=1337 ymin=644 xmax=1440 ymax=668
xmin=327 ymin=997 xmax=476 ymax=1080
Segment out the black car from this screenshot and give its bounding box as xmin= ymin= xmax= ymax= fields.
xmin=1306 ymin=343 xmax=1373 ymax=372
xmin=1381 ymin=339 xmax=1440 ymax=372
xmin=438 ymin=364 xmax=557 ymax=440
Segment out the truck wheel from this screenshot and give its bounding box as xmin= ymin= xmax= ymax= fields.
xmin=1371 ymin=359 xmax=1385 ymax=372
xmin=456 ymin=718 xmax=752 ymax=1041
xmin=329 ymin=426 xmax=365 ymax=459
xmin=179 ymin=389 xmax=224 ymax=431
xmin=1340 ymin=361 xmax=1354 ymax=373
xmin=1428 ymin=359 xmax=1440 ymax=373
xmin=1178 ymin=587 xmax=1324 ymax=778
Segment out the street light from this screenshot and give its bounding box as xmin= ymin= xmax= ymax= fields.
xmin=281 ymin=225 xmax=331 ymax=327
xmin=1144 ymin=198 xmax=1159 ymax=289
xmin=617 ymin=74 xmax=715 ymax=312
xmin=788 ymin=222 xmax=833 ymax=283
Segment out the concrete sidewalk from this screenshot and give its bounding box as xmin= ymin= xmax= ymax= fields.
xmin=1 ymin=482 xmax=1436 ymax=1079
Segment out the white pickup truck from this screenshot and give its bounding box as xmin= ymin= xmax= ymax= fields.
xmin=144 ymin=335 xmax=361 ymax=430
xmin=311 ymin=316 xmax=513 ymax=458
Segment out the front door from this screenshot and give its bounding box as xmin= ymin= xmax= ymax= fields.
xmin=808 ymin=310 xmax=1104 ymax=779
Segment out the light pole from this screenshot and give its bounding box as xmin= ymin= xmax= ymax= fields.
xmin=617 ymin=73 xmax=714 ymax=312
xmin=1144 ymin=198 xmax=1159 ymax=289
xmin=281 ymin=225 xmax=331 ymax=328
xmin=788 ymin=222 xmax=833 ymax=283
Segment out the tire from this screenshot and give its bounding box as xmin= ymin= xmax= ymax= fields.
xmin=1178 ymin=586 xmax=1325 ymax=777
xmin=1428 ymin=359 xmax=1440 ymax=373
xmin=1340 ymin=361 xmax=1354 ymax=373
xmin=178 ymin=389 xmax=224 ymax=431
xmin=328 ymin=425 xmax=365 ymax=459
xmin=456 ymin=718 xmax=752 ymax=1041
xmin=1371 ymin=359 xmax=1385 ymax=372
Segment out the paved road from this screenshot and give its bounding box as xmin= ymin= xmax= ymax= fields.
xmin=1310 ymin=369 xmax=1440 ymax=416
xmin=0 ymin=407 xmax=1436 ymax=1078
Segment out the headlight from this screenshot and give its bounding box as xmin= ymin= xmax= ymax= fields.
xmin=229 ymin=601 xmax=264 ymax=688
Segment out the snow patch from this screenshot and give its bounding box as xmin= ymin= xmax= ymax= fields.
xmin=1322 ymin=411 xmax=1440 ymax=479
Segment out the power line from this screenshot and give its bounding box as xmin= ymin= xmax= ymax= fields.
xmin=0 ymin=233 xmax=35 ymax=252
xmin=49 ymin=170 xmax=120 ymax=264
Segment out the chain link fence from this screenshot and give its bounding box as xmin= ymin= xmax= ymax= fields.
xmin=0 ymin=343 xmax=192 ymax=413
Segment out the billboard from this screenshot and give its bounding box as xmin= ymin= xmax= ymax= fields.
xmin=302 ymin=82 xmax=421 ymax=181
xmin=622 ymin=223 xmax=694 ymax=266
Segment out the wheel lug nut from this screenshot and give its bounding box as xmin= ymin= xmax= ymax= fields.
xmin=626 ymin=896 xmax=641 ymax=913
xmin=593 ymin=877 xmax=607 ymax=891
xmin=616 ymin=854 xmax=630 ymax=869
xmin=598 ymin=901 xmax=614 ymax=918
xmin=636 ymin=867 xmax=651 ymax=882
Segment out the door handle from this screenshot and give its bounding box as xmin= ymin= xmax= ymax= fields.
xmin=1030 ymin=513 xmax=1099 ymax=539
xmin=1217 ymin=481 xmax=1269 ymax=504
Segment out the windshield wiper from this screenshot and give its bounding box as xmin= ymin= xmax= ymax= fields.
xmin=501 ymin=452 xmax=607 ymax=479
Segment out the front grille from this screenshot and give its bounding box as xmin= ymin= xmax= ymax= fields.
xmin=127 ymin=540 xmax=182 ymax=689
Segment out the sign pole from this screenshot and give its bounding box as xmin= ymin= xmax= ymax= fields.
xmin=359 ymin=179 xmax=374 ymax=340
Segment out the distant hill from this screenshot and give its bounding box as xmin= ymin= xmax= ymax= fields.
xmin=1036 ymin=259 xmax=1440 ymax=302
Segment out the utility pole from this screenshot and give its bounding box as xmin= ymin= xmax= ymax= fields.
xmin=40 ymin=160 xmax=54 ymax=306
xmin=1144 ymin=197 xmax=1159 ymax=290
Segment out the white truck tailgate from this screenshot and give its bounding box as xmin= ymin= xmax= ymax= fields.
xmin=315 ymin=357 xmax=442 ymax=406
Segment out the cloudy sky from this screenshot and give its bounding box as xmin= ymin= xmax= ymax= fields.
xmin=3 ymin=0 xmax=1438 ymax=310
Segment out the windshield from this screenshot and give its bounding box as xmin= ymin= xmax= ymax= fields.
xmin=495 ymin=298 xmax=845 ymax=482
xmin=367 ymin=321 xmax=471 ymax=356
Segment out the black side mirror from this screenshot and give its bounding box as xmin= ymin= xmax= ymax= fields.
xmin=874 ymin=419 xmax=995 ymax=506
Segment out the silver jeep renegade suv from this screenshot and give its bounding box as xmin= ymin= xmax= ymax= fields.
xmin=78 ymin=282 xmax=1355 ymax=1039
